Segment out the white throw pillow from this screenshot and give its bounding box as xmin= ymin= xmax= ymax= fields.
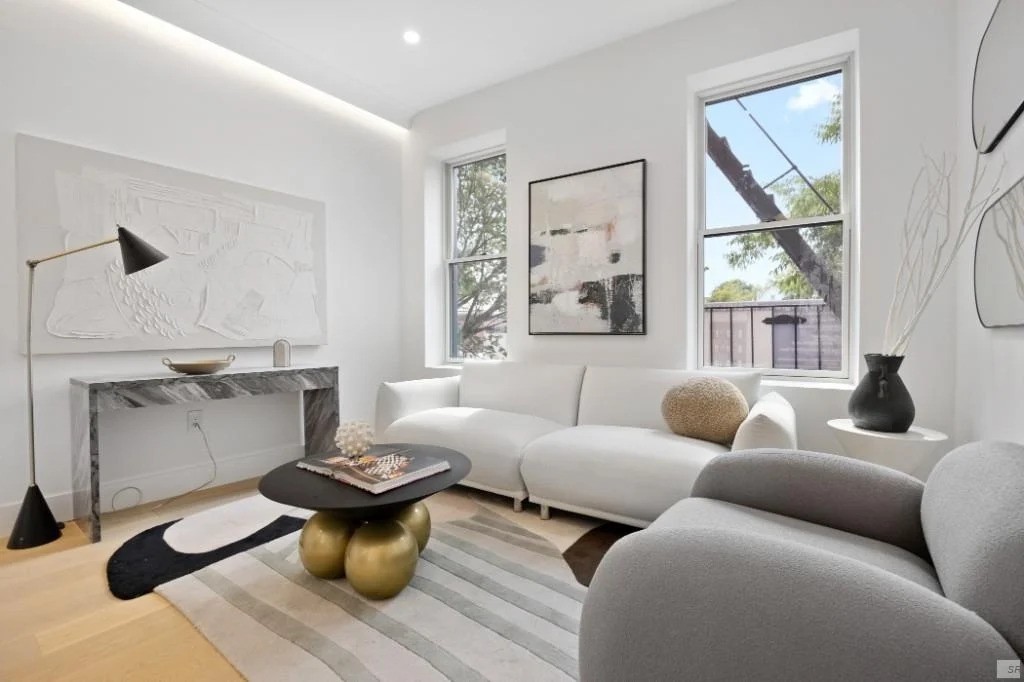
xmin=732 ymin=392 xmax=798 ymax=450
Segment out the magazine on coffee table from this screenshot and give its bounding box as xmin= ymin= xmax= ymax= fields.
xmin=297 ymin=448 xmax=451 ymax=494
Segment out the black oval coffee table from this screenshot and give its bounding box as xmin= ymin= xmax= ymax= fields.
xmin=259 ymin=444 xmax=470 ymax=599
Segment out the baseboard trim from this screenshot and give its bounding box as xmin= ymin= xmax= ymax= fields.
xmin=0 ymin=445 xmax=303 ymax=538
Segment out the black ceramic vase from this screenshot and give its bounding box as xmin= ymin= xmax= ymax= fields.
xmin=848 ymin=354 xmax=915 ymax=433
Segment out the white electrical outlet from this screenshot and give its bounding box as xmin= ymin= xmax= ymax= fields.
xmin=187 ymin=409 xmax=203 ymax=431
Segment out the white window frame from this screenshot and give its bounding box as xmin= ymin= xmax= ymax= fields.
xmin=694 ymin=55 xmax=855 ymax=380
xmin=443 ymin=147 xmax=508 ymax=364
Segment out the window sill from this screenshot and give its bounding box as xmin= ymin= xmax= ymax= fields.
xmin=424 ymin=363 xmax=463 ymax=373
xmin=762 ymin=377 xmax=854 ymax=392
xmin=429 ymin=357 xmax=508 ymax=371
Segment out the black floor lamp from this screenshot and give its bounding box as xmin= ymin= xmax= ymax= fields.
xmin=7 ymin=226 xmax=168 ymax=550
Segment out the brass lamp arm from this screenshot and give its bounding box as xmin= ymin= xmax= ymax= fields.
xmin=27 ymin=235 xmax=119 ymax=268
xmin=23 ymin=227 xmax=124 ymax=487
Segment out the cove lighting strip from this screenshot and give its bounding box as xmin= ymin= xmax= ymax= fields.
xmin=74 ymin=0 xmax=408 ymax=136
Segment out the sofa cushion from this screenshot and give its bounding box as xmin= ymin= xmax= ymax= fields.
xmin=460 ymin=361 xmax=586 ymax=426
xmin=578 ymin=366 xmax=761 ymax=431
xmin=381 ymin=407 xmax=565 ymax=498
xmin=520 ymin=425 xmax=727 ymax=524
xmin=653 ymin=497 xmax=941 ymax=592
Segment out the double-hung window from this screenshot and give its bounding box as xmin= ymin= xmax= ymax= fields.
xmin=445 ymin=152 xmax=508 ymax=361
xmin=698 ymin=62 xmax=851 ymax=377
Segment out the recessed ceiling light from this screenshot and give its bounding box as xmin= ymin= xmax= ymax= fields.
xmin=403 ymin=30 xmax=421 ymax=45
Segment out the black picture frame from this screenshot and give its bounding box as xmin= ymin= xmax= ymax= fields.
xmin=972 ymin=0 xmax=1024 ymax=153
xmin=528 ymin=159 xmax=646 ymax=335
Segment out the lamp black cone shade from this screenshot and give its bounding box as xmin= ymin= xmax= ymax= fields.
xmin=117 ymin=226 xmax=168 ymax=275
xmin=7 ymin=485 xmax=61 ymax=549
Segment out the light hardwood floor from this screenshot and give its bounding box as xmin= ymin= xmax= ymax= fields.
xmin=0 ymin=480 xmax=596 ymax=681
xmin=0 ymin=481 xmax=258 ymax=681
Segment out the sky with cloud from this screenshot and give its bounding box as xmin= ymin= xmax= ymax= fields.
xmin=786 ymin=79 xmax=841 ymax=112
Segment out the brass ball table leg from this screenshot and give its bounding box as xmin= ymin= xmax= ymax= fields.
xmin=344 ymin=519 xmax=419 ymax=600
xmin=394 ymin=501 xmax=431 ymax=552
xmin=299 ymin=501 xmax=433 ymax=601
xmin=298 ymin=512 xmax=355 ymax=579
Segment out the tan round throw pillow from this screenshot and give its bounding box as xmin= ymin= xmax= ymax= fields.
xmin=661 ymin=377 xmax=749 ymax=445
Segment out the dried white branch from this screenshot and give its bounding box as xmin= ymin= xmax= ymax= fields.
xmin=883 ymin=167 xmax=935 ymax=347
xmin=883 ymin=155 xmax=948 ymax=351
xmin=883 ymin=149 xmax=1003 ymax=356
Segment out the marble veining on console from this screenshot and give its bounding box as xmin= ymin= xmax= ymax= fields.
xmin=72 ymin=365 xmax=338 ymax=412
xmin=71 ymin=365 xmax=339 ymax=542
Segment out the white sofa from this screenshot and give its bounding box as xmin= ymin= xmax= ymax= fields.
xmin=376 ymin=361 xmax=797 ymax=527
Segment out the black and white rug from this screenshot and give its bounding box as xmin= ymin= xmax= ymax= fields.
xmin=107 ymin=514 xmax=305 ymax=600
xmin=106 ymin=491 xmax=636 ymax=602
xmin=107 ymin=495 xmax=312 ymax=600
xmin=104 ymin=493 xmax=638 ymax=680
xmin=150 ymin=501 xmax=585 ymax=680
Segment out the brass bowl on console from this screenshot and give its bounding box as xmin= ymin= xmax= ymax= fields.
xmin=161 ymin=354 xmax=235 ymax=375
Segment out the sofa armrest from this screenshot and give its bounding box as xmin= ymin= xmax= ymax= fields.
xmin=732 ymin=391 xmax=797 ymax=450
xmin=374 ymin=376 xmax=459 ymax=437
xmin=692 ymin=449 xmax=928 ymax=557
xmin=580 ymin=527 xmax=1015 ymax=682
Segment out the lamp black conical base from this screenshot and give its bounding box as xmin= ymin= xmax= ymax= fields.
xmin=6 ymin=485 xmax=62 ymax=549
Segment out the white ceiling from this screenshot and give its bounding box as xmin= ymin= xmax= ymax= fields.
xmin=121 ymin=0 xmax=735 ymax=125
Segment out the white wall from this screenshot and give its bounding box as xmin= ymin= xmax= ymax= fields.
xmin=953 ymin=0 xmax=1024 ymax=445
xmin=401 ymin=0 xmax=958 ymax=456
xmin=0 ymin=0 xmax=405 ymax=534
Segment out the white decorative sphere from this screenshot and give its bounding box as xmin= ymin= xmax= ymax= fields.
xmin=335 ymin=420 xmax=374 ymax=457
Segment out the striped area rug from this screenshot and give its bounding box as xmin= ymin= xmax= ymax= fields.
xmin=157 ymin=507 xmax=586 ymax=681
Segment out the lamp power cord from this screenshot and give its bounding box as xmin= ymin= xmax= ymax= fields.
xmin=110 ymin=420 xmax=219 ymax=512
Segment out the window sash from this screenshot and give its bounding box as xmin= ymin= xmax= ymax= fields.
xmin=448 ymin=253 xmax=508 ymax=265
xmin=447 ymin=256 xmax=507 ymax=361
xmin=704 ymin=67 xmax=843 ymax=107
xmin=444 ymin=149 xmax=507 ymax=364
xmin=701 ymin=222 xmax=845 ymax=375
xmin=446 ymin=151 xmax=506 ymax=262
xmin=703 ymin=213 xmax=848 ymax=238
xmin=696 ymin=58 xmax=853 ymax=380
xmin=701 ymin=63 xmax=848 ymax=234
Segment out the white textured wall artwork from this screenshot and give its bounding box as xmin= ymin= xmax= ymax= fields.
xmin=16 ymin=134 xmax=327 ymax=354
xmin=529 ymin=159 xmax=646 ymax=334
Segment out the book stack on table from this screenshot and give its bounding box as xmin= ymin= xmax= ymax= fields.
xmin=297 ymin=447 xmax=451 ymax=494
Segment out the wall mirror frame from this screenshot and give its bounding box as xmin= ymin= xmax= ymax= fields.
xmin=974 ymin=173 xmax=1024 ymax=328
xmin=972 ymin=0 xmax=1024 ymax=153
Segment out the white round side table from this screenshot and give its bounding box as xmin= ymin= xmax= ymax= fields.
xmin=826 ymin=418 xmax=949 ymax=478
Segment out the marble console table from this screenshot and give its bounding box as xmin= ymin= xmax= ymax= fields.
xmin=70 ymin=365 xmax=339 ymax=542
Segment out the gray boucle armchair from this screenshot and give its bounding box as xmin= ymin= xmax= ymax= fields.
xmin=580 ymin=442 xmax=1024 ymax=681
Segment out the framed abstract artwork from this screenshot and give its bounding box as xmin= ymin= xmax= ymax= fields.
xmin=528 ymin=159 xmax=646 ymax=335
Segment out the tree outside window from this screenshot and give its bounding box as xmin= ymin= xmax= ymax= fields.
xmin=447 ymin=153 xmax=507 ymax=360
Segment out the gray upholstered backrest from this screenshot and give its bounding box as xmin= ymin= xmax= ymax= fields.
xmin=694 ymin=449 xmax=928 ymax=557
xmin=922 ymin=441 xmax=1024 ymax=655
